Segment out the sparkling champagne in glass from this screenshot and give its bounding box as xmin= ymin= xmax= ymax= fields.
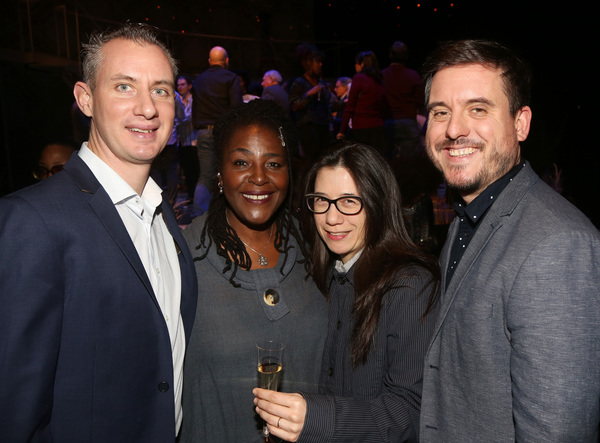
xmin=257 ymin=341 xmax=284 ymax=440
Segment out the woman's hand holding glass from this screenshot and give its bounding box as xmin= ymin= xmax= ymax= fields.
xmin=253 ymin=389 xmax=307 ymax=442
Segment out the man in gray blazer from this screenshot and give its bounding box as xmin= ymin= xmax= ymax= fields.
xmin=419 ymin=39 xmax=600 ymax=441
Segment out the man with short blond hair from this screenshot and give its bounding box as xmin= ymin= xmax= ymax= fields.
xmin=0 ymin=23 xmax=197 ymax=442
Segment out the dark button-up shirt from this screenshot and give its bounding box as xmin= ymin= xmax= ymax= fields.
xmin=446 ymin=161 xmax=526 ymax=288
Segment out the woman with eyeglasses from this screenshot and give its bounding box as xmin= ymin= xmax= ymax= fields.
xmin=336 ymin=51 xmax=388 ymax=156
xmin=254 ymin=141 xmax=440 ymax=442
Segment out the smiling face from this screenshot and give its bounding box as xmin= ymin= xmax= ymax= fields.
xmin=426 ymin=64 xmax=531 ymax=203
xmin=313 ymin=166 xmax=366 ymax=264
xmin=221 ymin=124 xmax=289 ymax=231
xmin=75 ymin=38 xmax=175 ymax=180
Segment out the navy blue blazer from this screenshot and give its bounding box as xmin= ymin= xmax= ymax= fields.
xmin=0 ymin=154 xmax=198 ymax=442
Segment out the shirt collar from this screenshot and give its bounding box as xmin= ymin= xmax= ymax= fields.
xmin=78 ymin=142 xmax=163 ymax=210
xmin=334 ymin=249 xmax=363 ymax=274
xmin=454 ymin=161 xmax=526 ymax=225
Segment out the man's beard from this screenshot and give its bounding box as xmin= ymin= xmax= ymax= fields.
xmin=427 ymin=137 xmax=514 ymax=196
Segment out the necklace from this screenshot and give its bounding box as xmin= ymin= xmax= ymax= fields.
xmin=226 ymin=212 xmax=274 ymax=267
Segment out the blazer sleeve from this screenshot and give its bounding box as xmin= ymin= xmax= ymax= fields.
xmin=0 ymin=195 xmax=64 ymax=441
xmin=299 ymin=271 xmax=437 ymax=442
xmin=508 ymin=230 xmax=600 ymax=441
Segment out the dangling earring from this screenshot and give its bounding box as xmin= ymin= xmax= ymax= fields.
xmin=278 ymin=126 xmax=286 ymax=147
xmin=217 ymin=172 xmax=224 ymax=194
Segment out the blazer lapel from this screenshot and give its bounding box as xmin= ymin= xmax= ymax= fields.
xmin=428 ymin=162 xmax=540 ymax=352
xmin=427 ymin=208 xmax=505 ymax=352
xmin=65 ymin=155 xmax=158 ymax=307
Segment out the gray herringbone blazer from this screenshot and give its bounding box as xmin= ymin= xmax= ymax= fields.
xmin=420 ymin=162 xmax=600 ymax=442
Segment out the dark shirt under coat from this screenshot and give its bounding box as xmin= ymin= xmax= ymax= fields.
xmin=446 ymin=162 xmax=525 ymax=288
xmin=191 ymin=65 xmax=243 ymax=128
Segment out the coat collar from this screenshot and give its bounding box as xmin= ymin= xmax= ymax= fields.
xmin=62 ymin=154 xmax=195 ymax=330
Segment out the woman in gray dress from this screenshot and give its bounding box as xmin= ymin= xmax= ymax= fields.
xmin=179 ymin=100 xmax=328 ymax=442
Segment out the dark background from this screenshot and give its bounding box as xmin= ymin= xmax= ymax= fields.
xmin=1 ymin=0 xmax=595 ymax=225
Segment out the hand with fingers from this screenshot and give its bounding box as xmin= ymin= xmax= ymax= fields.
xmin=253 ymin=388 xmax=306 ymax=442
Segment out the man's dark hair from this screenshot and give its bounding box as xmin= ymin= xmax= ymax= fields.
xmin=177 ymin=74 xmax=193 ymax=86
xmin=422 ymin=39 xmax=531 ymax=116
xmin=389 ymin=41 xmax=409 ymax=64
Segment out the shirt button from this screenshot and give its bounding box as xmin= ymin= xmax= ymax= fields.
xmin=338 ymin=277 xmax=345 ymax=285
xmin=336 ymin=320 xmax=341 ymax=330
xmin=158 ymin=382 xmax=170 ymax=392
xmin=327 ymin=367 xmax=334 ymax=376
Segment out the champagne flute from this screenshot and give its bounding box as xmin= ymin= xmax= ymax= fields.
xmin=257 ymin=341 xmax=284 ymax=440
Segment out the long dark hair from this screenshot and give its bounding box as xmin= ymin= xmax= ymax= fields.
xmin=193 ymin=100 xmax=309 ymax=287
xmin=302 ymin=141 xmax=440 ymax=366
xmin=356 ymin=50 xmax=382 ymax=83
